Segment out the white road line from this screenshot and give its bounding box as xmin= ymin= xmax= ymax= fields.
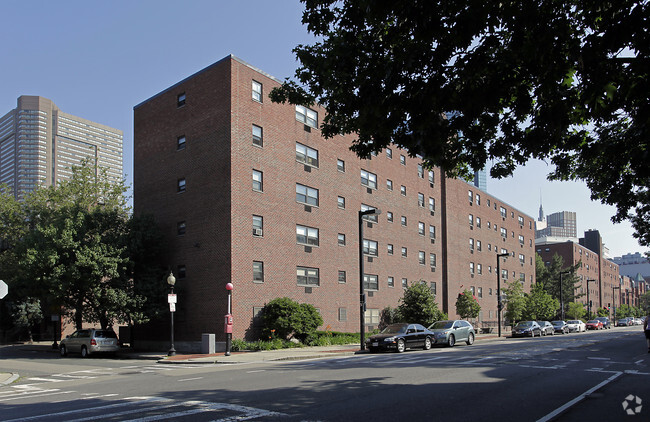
xmin=178 ymin=377 xmax=204 ymax=382
xmin=537 ymin=372 xmax=623 ymax=422
xmin=0 ymin=390 xmax=74 ymax=403
xmin=245 ymin=370 xmax=265 ymax=373
xmin=26 ymin=377 xmax=65 ymax=383
xmin=587 ymin=357 xmax=610 ymax=360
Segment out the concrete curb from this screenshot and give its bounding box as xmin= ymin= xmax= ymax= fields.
xmin=0 ymin=373 xmax=19 ymax=386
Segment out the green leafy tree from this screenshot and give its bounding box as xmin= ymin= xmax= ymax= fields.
xmin=503 ymin=279 xmax=526 ymax=324
xmin=397 ymin=281 xmax=446 ymax=326
xmin=272 ymin=1 xmax=650 ymax=245
xmin=524 ymin=283 xmax=559 ymax=321
xmin=261 ymin=297 xmax=323 ymax=341
xmin=616 ymin=304 xmax=634 ymax=318
xmin=455 ymin=289 xmax=480 ymax=320
xmin=11 ymin=298 xmax=43 ymax=343
xmin=379 ymin=306 xmax=400 ymax=330
xmin=535 ymin=254 xmax=582 ymax=315
xmin=566 ymin=301 xmax=587 ymax=321
xmin=639 ymin=291 xmax=650 ymax=313
xmin=596 ymin=307 xmax=609 ymax=317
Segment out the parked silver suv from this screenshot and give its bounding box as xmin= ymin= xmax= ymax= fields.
xmin=59 ymin=328 xmax=120 ymax=358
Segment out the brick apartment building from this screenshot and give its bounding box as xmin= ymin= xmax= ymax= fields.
xmin=536 ymin=229 xmax=621 ymax=316
xmin=133 ymin=55 xmax=535 ymax=348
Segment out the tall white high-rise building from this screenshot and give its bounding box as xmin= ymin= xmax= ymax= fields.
xmin=0 ymin=96 xmax=123 ymax=200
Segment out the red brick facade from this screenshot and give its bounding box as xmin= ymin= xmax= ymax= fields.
xmin=133 ymin=56 xmax=535 ymax=343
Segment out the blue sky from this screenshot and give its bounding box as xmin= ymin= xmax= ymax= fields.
xmin=2 ymin=1 xmax=645 ymax=258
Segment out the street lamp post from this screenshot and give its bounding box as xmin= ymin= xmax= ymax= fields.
xmin=496 ymin=253 xmax=509 ymax=338
xmin=586 ymin=279 xmax=595 ymax=318
xmin=359 ymin=207 xmax=380 ymax=351
xmin=167 ymin=271 xmax=176 ymax=356
xmin=613 ymin=285 xmax=621 ymax=321
xmin=559 ymin=271 xmax=571 ymax=320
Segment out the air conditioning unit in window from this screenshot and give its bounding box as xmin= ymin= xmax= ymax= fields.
xmin=253 ymin=228 xmax=263 ymax=236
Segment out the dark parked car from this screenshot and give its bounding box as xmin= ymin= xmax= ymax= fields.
xmin=512 ymin=321 xmax=542 ymax=337
xmin=427 ymin=320 xmax=476 ymax=347
xmin=617 ymin=317 xmax=633 ymax=327
xmin=366 ymin=323 xmax=434 ymax=353
xmin=551 ymin=320 xmax=569 ymax=334
xmin=595 ymin=317 xmax=611 ymax=329
xmin=537 ymin=321 xmax=555 ymax=336
xmin=59 ymin=328 xmax=120 ymax=358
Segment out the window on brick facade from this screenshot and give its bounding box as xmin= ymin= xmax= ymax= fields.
xmin=428 ymin=170 xmax=434 ymax=184
xmin=418 ymin=251 xmax=425 ymax=265
xmin=296 ymin=224 xmax=319 ymax=246
xmin=338 ymin=233 xmax=346 ymax=246
xmin=177 ymin=178 xmax=186 ymax=193
xmin=361 ymin=204 xmax=378 ymax=222
xmin=338 ymin=307 xmax=347 ymax=321
xmin=253 ymin=215 xmax=263 ymax=237
xmin=177 ymin=92 xmax=186 ymax=107
xmin=469 ymin=238 xmax=474 ymax=251
xmin=401 ymin=216 xmax=407 ymax=226
xmin=337 ymin=196 xmax=345 ymax=209
xmin=469 ymin=214 xmax=474 ymax=226
xmin=253 ymin=261 xmax=264 ymax=283
xmin=476 ymin=217 xmax=481 ymax=228
xmin=388 ymin=276 xmax=395 ymax=287
xmin=253 ymin=170 xmax=263 ymax=192
xmin=468 ymin=190 xmax=473 ymax=204
xmin=297 ymin=266 xmax=319 ymax=286
xmin=401 ymin=247 xmax=407 ymax=258
xmin=177 ymin=135 xmax=186 ymax=150
xmin=252 ymin=125 xmax=263 ymax=146
xmin=477 ymin=240 xmax=482 ymax=251
xmin=296 ymin=142 xmax=319 ymax=167
xmin=296 ymin=105 xmax=317 ymax=128
xmin=177 ymin=221 xmax=186 ymax=236
xmin=387 ymin=244 xmax=394 ymax=255
xmin=360 ymin=169 xmax=377 ymax=189
xmin=386 ymin=148 xmax=392 ymax=159
xmin=470 ymin=262 xmax=475 ymax=274
xmin=429 ymin=225 xmax=436 ymax=239
xmin=400 ymin=185 xmax=406 ymax=196
xmin=500 ymin=206 xmax=507 ymax=218
xmin=363 ymin=239 xmax=378 ymax=256
xmin=519 ymin=235 xmax=525 ymax=245
xmin=365 ymin=308 xmax=380 ymax=325
xmin=418 ymin=221 xmax=425 ymax=236
xmin=430 ymin=281 xmax=437 ymax=295
xmin=429 ymin=197 xmax=435 ymax=212
xmin=477 ymin=264 xmax=483 ymax=275
xmin=402 ymin=278 xmax=408 ymax=288
xmin=364 ymin=274 xmax=379 ymax=291
xmin=386 ymin=179 xmax=393 ymax=190
xmin=296 ymin=183 xmax=318 ymax=206
xmin=400 ymin=154 xmax=406 ymax=165
xmin=338 ymin=270 xmax=346 ymax=284
xmin=476 ymin=194 xmax=481 ymax=205
xmin=337 ymin=159 xmax=345 ymax=172
xmin=417 ymin=163 xmax=424 ymax=178
xmin=252 ymin=80 xmax=262 ymax=102
xmin=430 ymin=253 xmax=437 ymax=268
xmin=387 ymin=211 xmax=393 ymax=222
xmin=418 ymin=192 xmax=425 ymax=207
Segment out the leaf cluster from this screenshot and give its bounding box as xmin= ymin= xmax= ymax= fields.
xmin=274 ymin=0 xmax=650 ymax=245
xmin=455 ymin=289 xmax=481 ymax=320
xmin=397 ymin=281 xmax=446 ymax=326
xmin=260 ymin=297 xmax=324 ymax=341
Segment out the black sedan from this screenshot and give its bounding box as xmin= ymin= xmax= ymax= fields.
xmin=366 ymin=323 xmax=434 ymax=353
xmin=551 ymin=320 xmax=570 ymax=334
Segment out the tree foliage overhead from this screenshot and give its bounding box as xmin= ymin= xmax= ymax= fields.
xmin=524 ymin=283 xmax=559 ymax=321
xmin=272 ymin=0 xmax=650 ymax=244
xmin=535 ymin=253 xmax=583 ymax=307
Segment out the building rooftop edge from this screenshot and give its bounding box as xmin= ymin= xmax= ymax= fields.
xmin=133 ymin=54 xmax=284 ymax=110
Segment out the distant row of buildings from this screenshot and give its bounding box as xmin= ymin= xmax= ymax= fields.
xmin=2 ymin=55 xmax=648 ymax=350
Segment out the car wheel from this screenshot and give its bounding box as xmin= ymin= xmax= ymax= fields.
xmin=81 ymin=346 xmax=89 ymax=358
xmin=448 ymin=334 xmax=456 ymax=347
xmin=467 ymin=333 xmax=475 ymax=345
xmin=59 ymin=345 xmax=67 ymax=357
xmin=396 ymin=339 xmax=406 ymax=353
xmin=423 ymin=337 xmax=432 ymax=350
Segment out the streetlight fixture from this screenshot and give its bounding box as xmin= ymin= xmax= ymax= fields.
xmin=496 ymin=253 xmax=509 ymax=337
xmin=586 ymin=279 xmax=596 ymax=318
xmin=225 ymin=282 xmax=234 ymax=356
xmin=613 ymin=285 xmax=621 ymax=321
xmin=167 ymin=271 xmax=176 ymax=356
xmin=559 ymin=271 xmax=571 ymax=320
xmin=359 ymin=207 xmax=381 ymax=351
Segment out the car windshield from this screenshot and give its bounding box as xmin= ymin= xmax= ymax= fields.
xmin=515 ymin=321 xmax=533 ymax=327
xmin=587 ymin=320 xmax=599 ymax=324
xmin=552 ymin=321 xmax=563 ymax=326
xmin=430 ymin=321 xmax=453 ymax=329
xmin=381 ymin=324 xmax=407 ymax=334
xmin=567 ymin=321 xmax=578 ymax=324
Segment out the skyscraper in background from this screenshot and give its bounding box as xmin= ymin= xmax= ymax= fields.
xmin=473 ymin=167 xmax=487 ymax=191
xmin=0 ymin=95 xmax=123 ymax=200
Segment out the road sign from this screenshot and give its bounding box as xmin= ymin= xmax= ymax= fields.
xmin=0 ymin=280 xmax=7 ymax=299
xmin=168 ymin=294 xmax=177 ymax=304
xmin=169 ymin=303 xmax=176 ymax=312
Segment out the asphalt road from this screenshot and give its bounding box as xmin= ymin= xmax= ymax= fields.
xmin=0 ymin=327 xmax=647 ymax=421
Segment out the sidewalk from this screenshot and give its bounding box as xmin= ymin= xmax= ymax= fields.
xmin=0 ymin=333 xmax=506 ymax=384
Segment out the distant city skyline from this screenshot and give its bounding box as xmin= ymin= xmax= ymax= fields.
xmin=1 ymin=0 xmax=646 ymax=258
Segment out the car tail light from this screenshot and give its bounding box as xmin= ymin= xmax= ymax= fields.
xmin=91 ymin=339 xmax=97 ymax=346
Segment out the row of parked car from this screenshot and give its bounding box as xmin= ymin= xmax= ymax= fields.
xmin=616 ymin=317 xmax=645 ymax=326
xmin=366 ymin=321 xmax=477 ymax=352
xmin=512 ymin=317 xmax=614 ymax=338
